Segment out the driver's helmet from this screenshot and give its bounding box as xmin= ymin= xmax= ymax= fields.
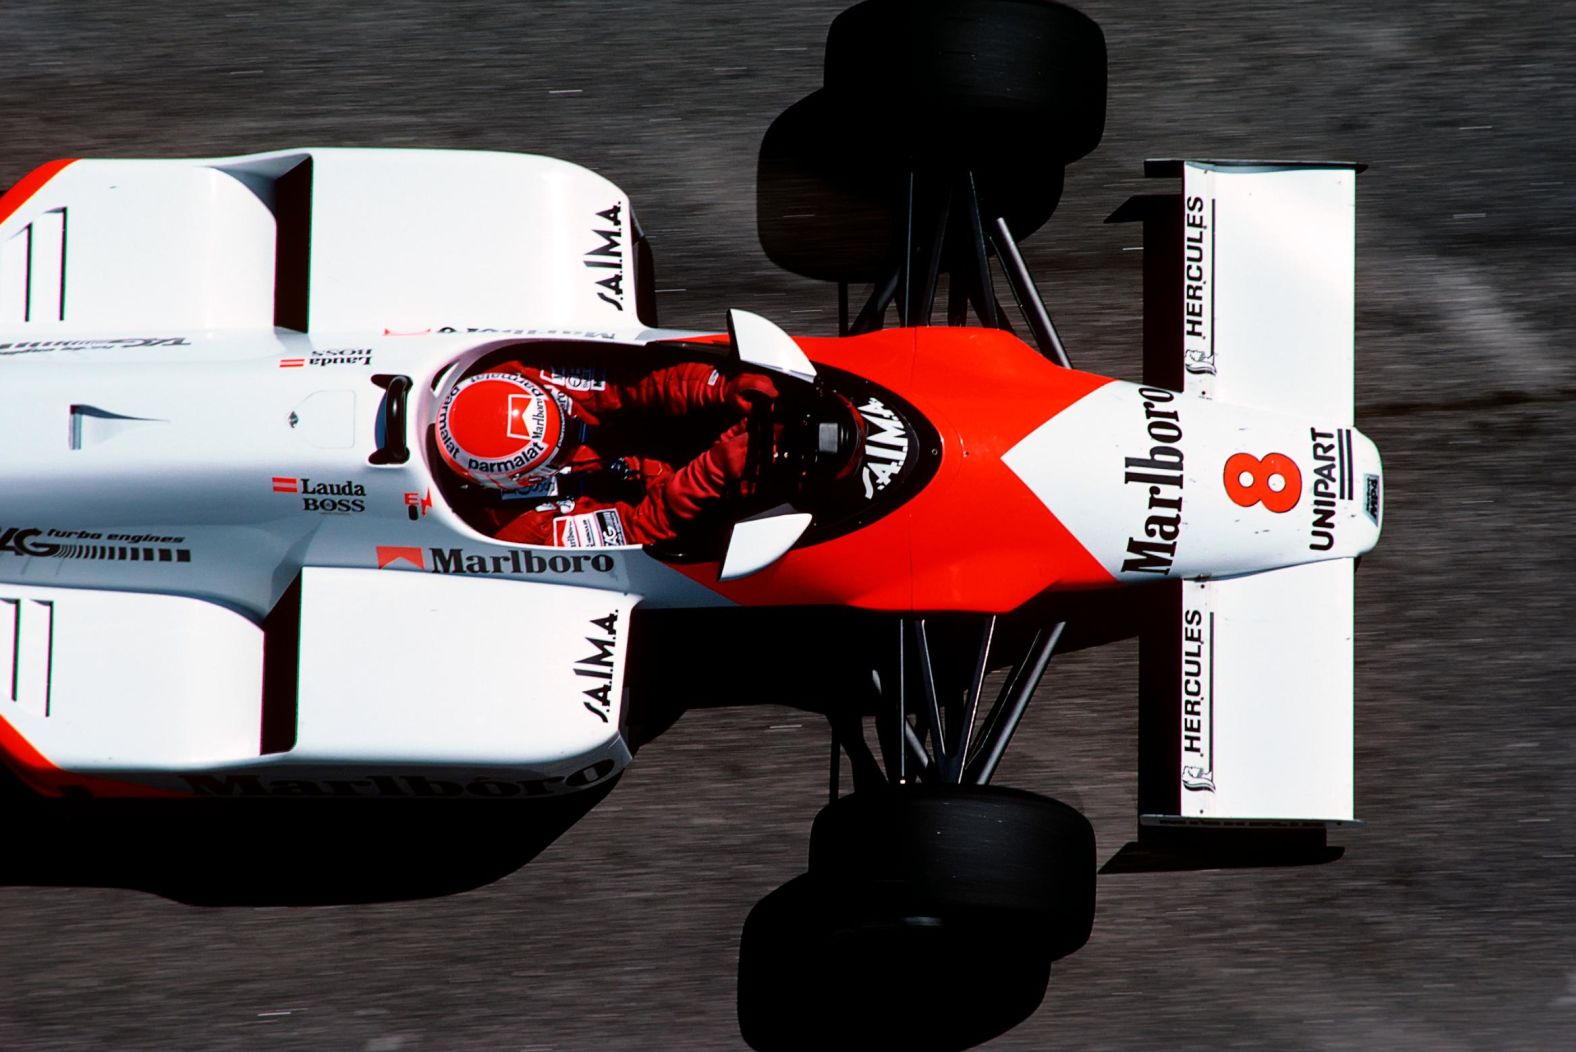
xmin=435 ymin=371 xmax=574 ymax=489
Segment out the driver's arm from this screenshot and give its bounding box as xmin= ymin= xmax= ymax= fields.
xmin=652 ymin=419 xmax=752 ymax=523
xmin=488 ymin=359 xmax=776 ymax=423
xmin=597 ymin=362 xmax=779 ymax=419
xmin=489 ymin=422 xmax=753 ymax=546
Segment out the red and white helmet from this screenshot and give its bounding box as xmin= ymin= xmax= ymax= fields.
xmin=435 ymin=371 xmax=573 ymax=489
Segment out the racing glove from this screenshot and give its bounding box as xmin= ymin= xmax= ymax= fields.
xmin=615 ymin=363 xmax=779 ymax=418
xmin=721 ymin=371 xmax=780 ymax=416
xmin=662 ymin=419 xmax=753 ymax=522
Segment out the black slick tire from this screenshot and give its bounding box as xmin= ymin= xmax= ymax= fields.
xmin=808 ymin=784 xmax=1096 ymax=961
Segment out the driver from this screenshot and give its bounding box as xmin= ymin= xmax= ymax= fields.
xmin=434 ymin=354 xmax=779 ymax=547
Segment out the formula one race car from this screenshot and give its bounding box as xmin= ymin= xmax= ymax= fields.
xmin=0 ymin=2 xmax=1380 ymax=1049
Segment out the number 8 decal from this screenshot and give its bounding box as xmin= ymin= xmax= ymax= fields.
xmin=1224 ymin=452 xmax=1302 ymax=513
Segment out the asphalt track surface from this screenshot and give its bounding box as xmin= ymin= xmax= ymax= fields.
xmin=2 ymin=1 xmax=1574 ymax=1049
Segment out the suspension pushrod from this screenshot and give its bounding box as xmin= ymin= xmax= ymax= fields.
xmin=989 ymin=216 xmax=1070 ymax=368
xmin=962 ymin=171 xmax=998 ymax=329
xmin=896 ymin=617 xmax=905 ymax=782
xmin=851 ymin=268 xmax=900 ymax=334
xmin=912 ymin=619 xmax=948 ymax=771
xmin=918 ymin=182 xmax=951 ymax=325
xmin=969 ymin=621 xmax=1065 ymax=784
xmin=901 ymin=720 xmax=932 ymax=773
xmin=898 ymin=170 xmax=916 ymax=326
xmin=966 ymin=628 xmax=1031 ymax=764
xmin=949 ymin=615 xmax=996 ymax=781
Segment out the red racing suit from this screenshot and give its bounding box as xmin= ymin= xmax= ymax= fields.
xmin=467 ymin=356 xmax=768 ymax=546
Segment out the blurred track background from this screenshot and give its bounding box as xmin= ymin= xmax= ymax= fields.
xmin=2 ymin=1 xmax=1574 ymax=1048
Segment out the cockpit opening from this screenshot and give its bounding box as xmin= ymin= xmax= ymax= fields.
xmin=425 ymin=340 xmax=933 ymax=561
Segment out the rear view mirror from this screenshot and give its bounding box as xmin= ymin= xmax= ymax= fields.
xmin=719 ymin=509 xmax=812 ymax=581
xmin=727 ymin=309 xmax=818 ymax=384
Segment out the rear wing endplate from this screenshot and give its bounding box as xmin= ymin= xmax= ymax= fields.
xmin=0 ymin=148 xmax=648 ymax=336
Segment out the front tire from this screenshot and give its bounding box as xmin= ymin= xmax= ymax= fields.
xmin=809 ymin=784 xmax=1097 ymax=961
xmin=823 ymin=0 xmax=1107 ymax=168
xmin=738 ymin=786 xmax=1096 ymax=1051
xmin=757 ymin=0 xmax=1105 ymax=284
xmin=738 ymin=874 xmax=1054 ymax=1052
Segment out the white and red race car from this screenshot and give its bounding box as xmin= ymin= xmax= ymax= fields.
xmin=0 ymin=3 xmax=1381 ymax=1048
xmin=0 ymin=146 xmax=1378 ymax=799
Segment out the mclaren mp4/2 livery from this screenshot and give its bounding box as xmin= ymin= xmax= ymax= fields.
xmin=0 ymin=2 xmax=1380 ymax=1048
xmin=0 ymin=147 xmax=1378 ymax=807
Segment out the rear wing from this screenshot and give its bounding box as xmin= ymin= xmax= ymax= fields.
xmin=0 ymin=148 xmax=651 ymax=336
xmin=0 ymin=570 xmax=637 ymax=798
xmin=1106 ymin=160 xmax=1365 ymax=869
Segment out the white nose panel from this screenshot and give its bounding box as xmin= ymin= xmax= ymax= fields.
xmin=1004 ymin=380 xmax=1381 ymax=582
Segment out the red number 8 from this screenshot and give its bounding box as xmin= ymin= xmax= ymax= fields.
xmin=1223 ymin=452 xmax=1302 ymax=513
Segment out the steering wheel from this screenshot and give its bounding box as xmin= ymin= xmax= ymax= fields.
xmin=737 ymin=386 xmax=862 ymax=504
xmin=739 ymin=397 xmax=780 ymax=501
